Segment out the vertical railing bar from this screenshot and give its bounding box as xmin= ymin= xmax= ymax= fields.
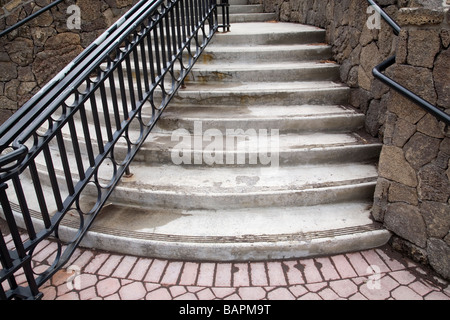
xmin=200 ymin=0 xmax=205 ymax=24
xmin=185 ymin=0 xmax=192 ymax=37
xmin=0 ymin=231 xmax=14 ymax=270
xmin=192 ymin=0 xmax=198 ymax=30
xmin=153 ymin=27 xmax=162 ymax=77
xmin=99 ymin=82 xmax=114 ymax=142
xmin=11 ymin=176 xmax=36 ymax=240
xmin=161 ymin=12 xmax=169 ymax=67
xmin=55 ymin=131 xmax=75 ymax=196
xmin=67 ymin=117 xmax=86 ymax=181
xmin=27 ymin=161 xmax=51 ymax=228
xmin=0 ymin=183 xmax=28 ymax=258
xmin=42 ymin=145 xmax=64 ymax=211
xmin=170 ymin=5 xmax=178 ymax=57
xmin=125 ymin=55 xmax=138 ymax=111
xmin=133 ymin=46 xmax=144 ymax=102
xmin=146 ymin=32 xmax=157 ymax=84
xmin=116 ymin=63 xmax=130 ymax=121
xmin=88 ymin=95 xmax=105 ymax=155
xmin=107 ymin=75 xmax=122 ymax=131
xmin=139 ymin=39 xmax=150 ymax=93
xmin=165 ymin=8 xmax=173 ymax=61
xmin=189 ymin=0 xmax=195 ymax=34
xmin=180 ymin=0 xmax=187 ymax=43
xmin=23 ymin=258 xmax=41 ymax=299
xmin=0 ymin=281 xmax=8 ymax=300
xmin=175 ymin=1 xmax=183 ymax=49
xmin=77 ymin=105 xmax=96 ymax=168
xmin=0 ymin=228 xmax=16 ymax=295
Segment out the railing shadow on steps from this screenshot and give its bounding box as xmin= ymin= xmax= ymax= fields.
xmin=0 ymin=0 xmax=229 ymax=300
xmin=367 ymin=0 xmax=450 ymax=125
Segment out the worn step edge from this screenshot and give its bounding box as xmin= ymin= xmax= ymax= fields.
xmin=184 ymin=62 xmax=340 ymax=82
xmin=171 ymin=82 xmax=350 ymax=106
xmin=5 ymin=203 xmax=391 ymax=261
xmin=109 ymin=179 xmax=378 ymax=210
xmin=199 ymin=44 xmax=333 ymax=62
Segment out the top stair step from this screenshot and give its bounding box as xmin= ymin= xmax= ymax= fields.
xmin=229 ymin=0 xmax=250 ymax=5
xmin=212 ymin=22 xmax=326 ymax=45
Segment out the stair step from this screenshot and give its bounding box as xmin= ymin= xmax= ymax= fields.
xmin=156 ymin=104 xmax=364 ymax=132
xmin=172 ymin=81 xmax=349 ymax=106
xmin=199 ymin=44 xmax=333 ymax=63
xmin=186 ymin=61 xmax=340 ymax=82
xmin=229 ymin=0 xmax=249 ymax=5
xmin=67 ymin=202 xmax=390 ymax=261
xmin=108 ymin=163 xmax=378 ymax=209
xmin=227 ymin=4 xmax=263 ymax=14
xmin=226 ymin=13 xmax=278 ymax=23
xmin=211 ymin=22 xmax=326 ymax=45
xmin=138 ymin=131 xmax=381 ymax=165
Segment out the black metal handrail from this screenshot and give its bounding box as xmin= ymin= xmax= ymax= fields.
xmin=0 ymin=0 xmax=66 ymax=38
xmin=0 ymin=0 xmax=229 ymax=300
xmin=367 ymin=0 xmax=450 ymax=125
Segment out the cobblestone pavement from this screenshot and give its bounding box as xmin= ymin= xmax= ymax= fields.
xmin=28 ymin=240 xmax=449 ymax=301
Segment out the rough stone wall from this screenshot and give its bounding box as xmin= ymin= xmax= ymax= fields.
xmin=263 ymin=0 xmax=450 ymax=280
xmin=0 ymin=0 xmax=138 ymax=124
xmin=373 ymin=5 xmax=450 ymax=280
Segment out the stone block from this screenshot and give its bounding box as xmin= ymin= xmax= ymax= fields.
xmin=433 ymin=48 xmax=450 ymax=107
xmin=427 ymin=238 xmax=450 ymax=280
xmin=32 ymin=33 xmax=83 ymax=86
xmin=421 ymin=201 xmax=450 ymax=238
xmin=392 ymin=118 xmax=416 ymax=147
xmin=0 ymin=61 xmax=17 ymax=81
xmin=407 ymin=30 xmax=441 ymax=68
xmin=384 ymin=203 xmax=427 ymax=247
xmin=390 ymin=236 xmax=428 ymax=264
xmin=4 ymin=37 xmax=34 ymax=67
xmin=417 ymin=114 xmax=446 ymax=139
xmin=418 ymin=164 xmax=450 ymax=202
xmin=378 ymin=145 xmax=418 ymax=187
xmin=404 ymin=132 xmax=441 ymax=169
xmin=388 ymin=181 xmax=418 ymax=205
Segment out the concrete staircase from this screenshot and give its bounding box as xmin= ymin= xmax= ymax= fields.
xmin=20 ymin=0 xmax=391 ymax=261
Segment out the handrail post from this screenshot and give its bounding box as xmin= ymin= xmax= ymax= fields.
xmin=218 ymin=0 xmax=230 ymax=32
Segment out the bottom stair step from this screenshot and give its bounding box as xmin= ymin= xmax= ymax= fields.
xmin=50 ymin=202 xmax=390 ymax=261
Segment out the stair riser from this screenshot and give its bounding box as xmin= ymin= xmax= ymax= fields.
xmin=229 ymin=0 xmax=249 ymax=5
xmin=23 ymin=163 xmax=376 ymax=211
xmin=225 ymin=4 xmax=263 ymax=14
xmin=6 ymin=208 xmax=390 ymax=262
xmin=225 ymin=13 xmax=278 ymax=23
xmin=130 ymin=144 xmax=381 ymax=166
xmin=172 ymin=88 xmax=350 ymax=106
xmin=198 ymin=47 xmax=333 ymax=63
xmin=73 ymin=229 xmax=391 ymax=261
xmin=184 ymin=65 xmax=340 ymax=83
xmin=109 ymin=182 xmax=377 ymax=210
xmin=211 ymin=30 xmax=326 ymax=46
xmin=155 ymin=114 xmax=364 ymax=133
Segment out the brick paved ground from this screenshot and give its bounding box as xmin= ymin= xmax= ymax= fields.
xmin=28 ymin=240 xmax=449 ymax=301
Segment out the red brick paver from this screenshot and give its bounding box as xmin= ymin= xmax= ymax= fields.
xmin=7 ymin=237 xmax=450 ymax=301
